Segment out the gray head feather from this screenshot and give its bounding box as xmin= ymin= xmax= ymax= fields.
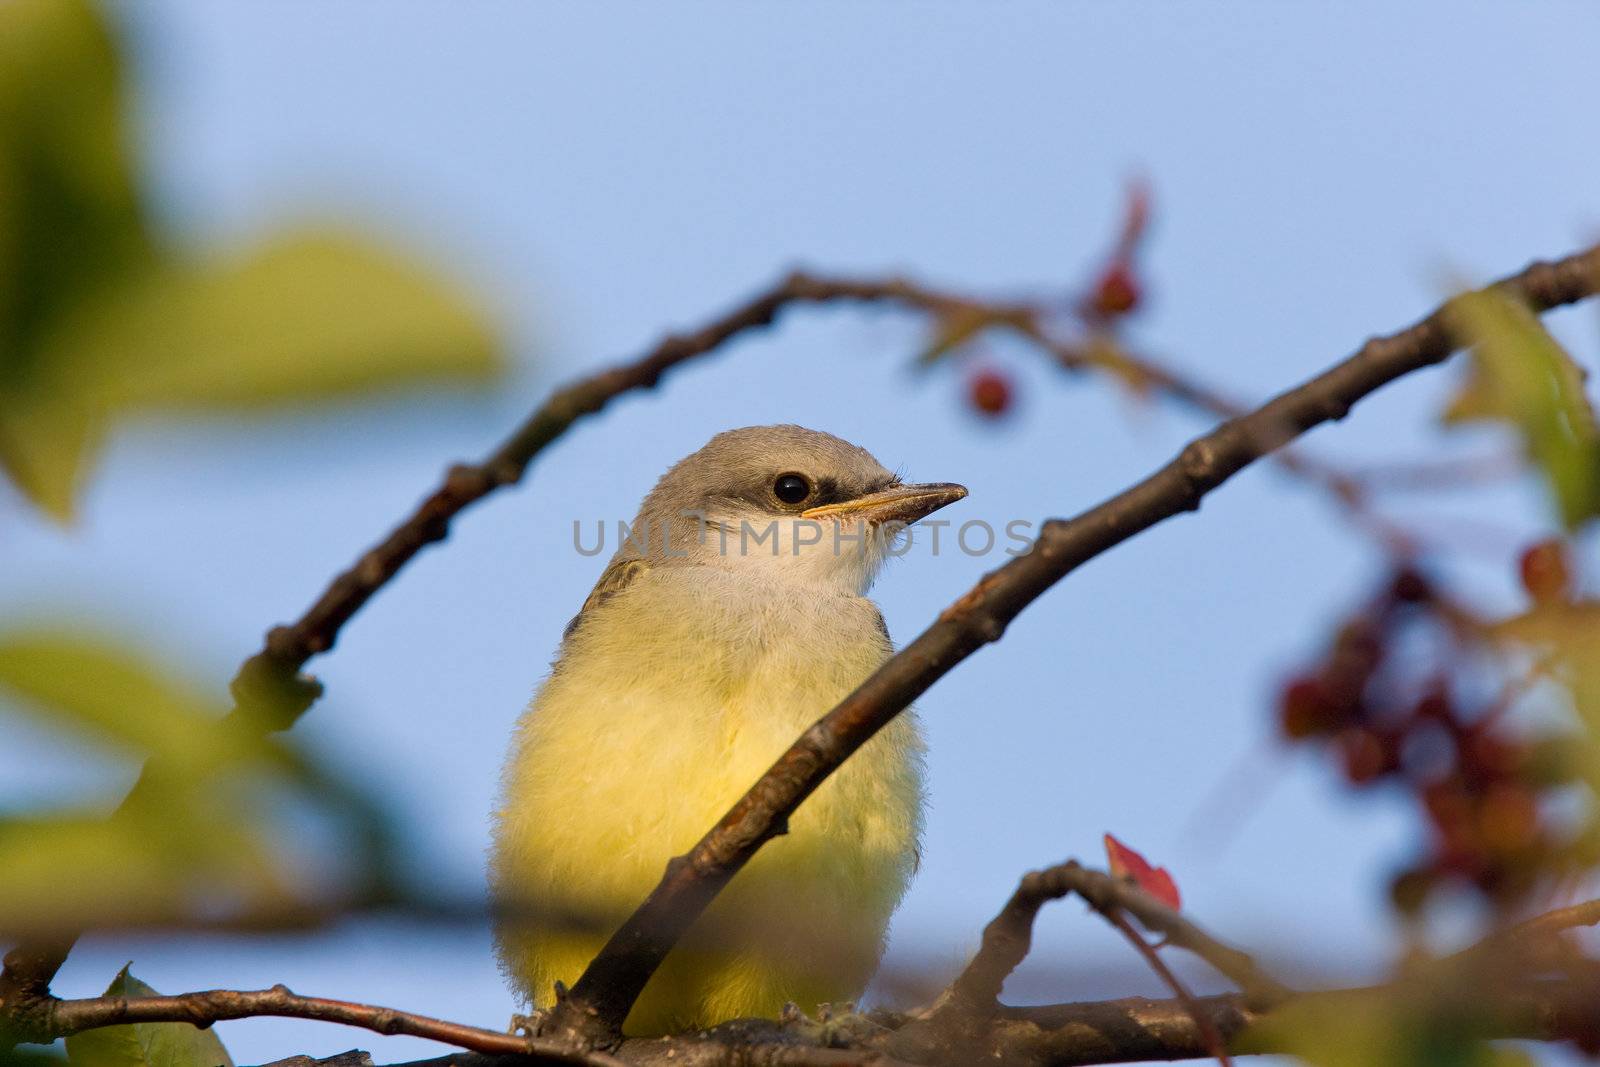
xmin=619 ymin=425 xmax=897 ymax=566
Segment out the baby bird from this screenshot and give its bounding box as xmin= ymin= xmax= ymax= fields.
xmin=489 ymin=425 xmax=965 ymax=1034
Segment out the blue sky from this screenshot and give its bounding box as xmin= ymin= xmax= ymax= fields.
xmin=5 ymin=2 xmax=1600 ymax=1063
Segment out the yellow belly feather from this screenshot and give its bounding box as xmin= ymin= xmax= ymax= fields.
xmin=489 ymin=567 xmax=925 ymax=1034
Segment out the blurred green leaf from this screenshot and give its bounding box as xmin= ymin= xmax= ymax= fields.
xmin=0 ymin=0 xmax=504 ymax=522
xmin=0 ymin=629 xmax=406 ymax=937
xmin=914 ymin=306 xmax=992 ymax=368
xmin=48 ymin=232 xmax=501 ymax=413
xmin=1442 ymin=289 xmax=1600 ymax=528
xmin=1246 ymin=987 xmax=1535 ymax=1067
xmin=0 ymin=632 xmax=231 ymax=765
xmin=0 ymin=0 xmax=149 ymax=522
xmin=0 ymin=805 xmax=283 ymax=939
xmin=1492 ymin=604 xmax=1600 ymax=792
xmin=0 ymin=399 xmax=100 ymax=522
xmin=0 ymin=0 xmax=154 ymax=387
xmin=65 ymin=967 xmax=233 ymax=1067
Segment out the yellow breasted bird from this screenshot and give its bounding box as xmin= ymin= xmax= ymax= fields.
xmin=489 ymin=424 xmax=965 ymax=1034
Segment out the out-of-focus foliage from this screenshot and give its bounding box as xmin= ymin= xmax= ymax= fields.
xmin=0 ymin=631 xmax=397 ymax=937
xmin=0 ymin=0 xmax=502 ymax=522
xmin=1494 ymin=599 xmax=1600 ymax=831
xmin=1246 ymin=983 xmax=1535 ymax=1067
xmin=1442 ymin=290 xmax=1600 ymax=529
xmin=64 ymin=967 xmax=233 ymax=1067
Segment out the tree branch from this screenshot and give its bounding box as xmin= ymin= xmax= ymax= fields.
xmin=24 ymin=892 xmax=1600 ymax=1067
xmin=20 ymin=984 xmax=623 ymax=1067
xmin=920 ymin=860 xmax=1284 ymax=1067
xmin=320 ymin=975 xmax=1600 ymax=1067
xmin=1099 ymin=910 xmax=1231 ymax=1067
xmin=940 ymin=861 xmax=1288 ymax=1017
xmin=547 ymin=242 xmax=1600 ymax=1042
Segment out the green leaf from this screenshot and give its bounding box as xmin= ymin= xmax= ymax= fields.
xmin=0 ymin=0 xmax=154 ymax=387
xmin=48 ymin=232 xmax=501 ymax=413
xmin=65 ymin=967 xmax=233 ymax=1067
xmin=0 ymin=808 xmax=278 ymax=936
xmin=0 ymin=0 xmax=150 ymax=521
xmin=0 ymin=0 xmax=504 ymax=522
xmin=3 ymin=230 xmax=503 ymax=519
xmin=914 ymin=306 xmax=993 ymax=368
xmin=1491 ymin=603 xmax=1600 ymax=793
xmin=0 ymin=398 xmax=99 ymax=522
xmin=1442 ymin=289 xmax=1600 ymax=528
xmin=1245 ymin=986 xmax=1531 ymax=1067
xmin=0 ymin=632 xmax=231 ymax=766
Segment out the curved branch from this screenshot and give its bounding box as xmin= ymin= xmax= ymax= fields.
xmin=923 ymin=860 xmax=1283 ymax=1067
xmin=942 ymin=861 xmax=1289 ymax=1015
xmin=549 ymin=243 xmax=1600 ymax=1040
xmin=34 ymin=984 xmax=622 ymax=1067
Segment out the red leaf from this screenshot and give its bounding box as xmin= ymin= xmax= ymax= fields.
xmin=1103 ymin=833 xmax=1182 ymax=910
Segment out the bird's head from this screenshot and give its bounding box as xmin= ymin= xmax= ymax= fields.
xmin=629 ymin=424 xmax=966 ymax=594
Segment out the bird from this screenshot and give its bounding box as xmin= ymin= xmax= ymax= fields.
xmin=489 ymin=424 xmax=966 ymax=1035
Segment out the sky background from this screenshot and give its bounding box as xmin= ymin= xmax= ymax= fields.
xmin=5 ymin=2 xmax=1600 ymax=1064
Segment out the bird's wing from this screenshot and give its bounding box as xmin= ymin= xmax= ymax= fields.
xmin=564 ymin=557 xmax=650 ymax=639
xmin=869 ymin=604 xmax=893 ymax=650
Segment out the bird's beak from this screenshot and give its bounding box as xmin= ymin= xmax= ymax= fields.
xmin=801 ymin=482 xmax=968 ymax=525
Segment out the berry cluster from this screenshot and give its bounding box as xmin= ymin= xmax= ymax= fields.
xmin=1278 ymin=547 xmax=1581 ymax=914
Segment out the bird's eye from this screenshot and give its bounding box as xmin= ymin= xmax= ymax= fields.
xmin=773 ymin=472 xmax=812 ymax=505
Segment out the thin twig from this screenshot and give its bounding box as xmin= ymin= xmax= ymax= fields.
xmin=1102 ymin=909 xmax=1232 ymax=1067
xmin=546 ymin=243 xmax=1600 ymax=1041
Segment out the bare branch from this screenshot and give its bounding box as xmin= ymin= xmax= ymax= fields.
xmin=941 ymin=861 xmax=1288 ymax=1016
xmin=549 ymin=243 xmax=1600 ymax=1041
xmin=24 ymin=984 xmax=622 ymax=1067
xmin=357 ymin=977 xmax=1600 ymax=1067
xmin=30 ymin=900 xmax=1600 ymax=1067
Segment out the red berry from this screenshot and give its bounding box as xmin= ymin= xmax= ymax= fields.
xmin=1477 ymin=782 xmax=1539 ymax=855
xmin=1339 ymin=727 xmax=1392 ymax=784
xmin=1091 ymin=262 xmax=1141 ymax=317
xmin=1423 ymin=780 xmax=1472 ymax=836
xmin=1412 ymin=688 xmax=1452 ymax=723
xmin=1279 ymin=675 xmax=1340 ymax=739
xmin=1519 ymin=539 xmax=1573 ymax=604
xmin=1390 ymin=568 xmax=1432 ymax=604
xmin=968 ymin=368 xmax=1013 ymax=418
xmin=1460 ymin=729 xmax=1522 ymax=782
